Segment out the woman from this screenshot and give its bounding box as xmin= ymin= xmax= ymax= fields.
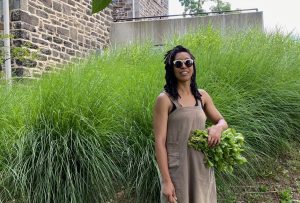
xmin=153 ymin=45 xmax=228 ymax=203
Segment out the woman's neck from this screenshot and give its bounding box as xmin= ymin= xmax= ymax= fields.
xmin=177 ymin=82 xmax=191 ymax=96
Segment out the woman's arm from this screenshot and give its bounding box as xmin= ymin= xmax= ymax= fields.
xmin=153 ymin=93 xmax=177 ymax=203
xmin=199 ymin=89 xmax=228 ymax=147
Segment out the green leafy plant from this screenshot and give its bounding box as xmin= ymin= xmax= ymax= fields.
xmin=188 ymin=128 xmax=247 ymax=173
xmin=0 ymin=34 xmax=37 ymax=78
xmin=258 ymin=184 xmax=269 ymax=192
xmin=279 ymin=187 xmax=293 ymax=203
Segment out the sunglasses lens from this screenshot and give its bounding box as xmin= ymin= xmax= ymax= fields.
xmin=185 ymin=59 xmax=193 ymax=67
xmin=174 ymin=61 xmax=183 ymax=68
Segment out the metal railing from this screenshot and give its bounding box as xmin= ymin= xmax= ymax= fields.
xmin=114 ymin=8 xmax=259 ymax=22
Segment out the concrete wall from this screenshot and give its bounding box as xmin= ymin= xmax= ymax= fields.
xmin=110 ymin=11 xmax=264 ymax=46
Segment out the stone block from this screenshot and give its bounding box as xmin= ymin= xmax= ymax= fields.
xmin=66 ymin=48 xmax=75 ymax=56
xmin=13 ymin=40 xmax=39 ymax=49
xmin=91 ymin=32 xmax=98 ymax=37
xmin=44 ymin=24 xmax=56 ymax=32
xmin=51 ymin=19 xmax=61 ymax=26
xmin=11 ymin=10 xmax=39 ymax=26
xmin=42 ymin=34 xmax=53 ymax=42
xmin=11 ymin=9 xmax=22 ymax=21
xmin=41 ymin=48 xmax=52 ymax=55
xmin=64 ymin=41 xmax=72 ymax=48
xmin=57 ymin=27 xmax=70 ymax=37
xmin=60 ymin=53 xmax=70 ymax=60
xmin=13 ymin=67 xmax=24 ymax=77
xmin=73 ymin=44 xmax=79 ymax=50
xmin=22 ymin=22 xmax=37 ymax=32
xmin=44 ymin=7 xmax=56 ymax=15
xmin=12 ymin=22 xmax=22 ymax=29
xmin=16 ymin=59 xmax=37 ymax=67
xmin=37 ymin=54 xmax=47 ymax=61
xmin=53 ymin=37 xmax=63 ymax=44
xmin=87 ymin=22 xmax=94 ymax=28
xmin=70 ymin=27 xmax=77 ymax=40
xmin=77 ymin=35 xmax=83 ymax=43
xmin=90 ymin=17 xmax=95 ymax=23
xmin=12 ymin=40 xmax=23 ymax=47
xmin=32 ymin=38 xmax=48 ymax=46
xmin=53 ymin=1 xmax=62 ymax=12
xmin=52 ymin=50 xmax=59 ymax=57
xmin=63 ymin=4 xmax=72 ymax=15
xmin=11 ymin=30 xmax=30 ymax=40
xmin=50 ymin=44 xmax=62 ymax=51
xmin=68 ymin=0 xmax=75 ymax=6
xmin=28 ymin=5 xmax=36 ymax=14
xmin=48 ymin=57 xmax=61 ymax=62
xmin=85 ymin=26 xmax=91 ymax=33
xmin=40 ymin=0 xmax=52 ymax=8
xmin=66 ymin=21 xmax=74 ymax=26
xmin=36 ymin=9 xmax=49 ymax=19
xmin=84 ymin=44 xmax=91 ymax=49
xmin=83 ymin=15 xmax=89 ymax=21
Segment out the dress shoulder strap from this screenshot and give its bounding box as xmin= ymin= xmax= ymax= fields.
xmin=197 ymin=90 xmax=205 ymax=110
xmin=198 ymin=98 xmax=205 ymax=110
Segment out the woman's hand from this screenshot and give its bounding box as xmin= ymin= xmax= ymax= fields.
xmin=207 ymin=125 xmax=222 ymax=147
xmin=162 ymin=181 xmax=177 ymax=203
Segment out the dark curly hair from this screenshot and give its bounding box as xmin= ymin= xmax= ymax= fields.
xmin=163 ymin=45 xmax=202 ymax=101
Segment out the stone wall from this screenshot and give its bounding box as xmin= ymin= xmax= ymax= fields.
xmin=9 ymin=0 xmax=113 ymax=77
xmin=1 ymin=0 xmax=169 ymax=77
xmin=112 ymin=0 xmax=134 ymax=20
xmin=138 ymin=0 xmax=168 ymax=18
xmin=112 ymin=0 xmax=168 ymax=21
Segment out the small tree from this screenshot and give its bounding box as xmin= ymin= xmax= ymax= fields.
xmin=178 ymin=0 xmax=231 ymax=14
xmin=179 ymin=0 xmax=206 ymax=14
xmin=210 ymin=0 xmax=231 ymax=12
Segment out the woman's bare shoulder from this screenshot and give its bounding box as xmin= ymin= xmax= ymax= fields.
xmin=198 ymin=89 xmax=212 ymax=104
xmin=155 ymin=92 xmax=172 ymax=112
xmin=198 ymin=88 xmax=209 ymax=97
xmin=156 ymin=92 xmax=171 ymax=103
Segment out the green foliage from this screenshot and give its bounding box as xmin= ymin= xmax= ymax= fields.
xmin=92 ymin=0 xmax=112 ymax=14
xmin=178 ymin=0 xmax=231 ymax=14
xmin=179 ymin=0 xmax=205 ymax=14
xmin=210 ymin=0 xmax=231 ymax=12
xmin=0 ymin=34 xmax=36 ymax=78
xmin=0 ymin=28 xmax=300 ymax=202
xmin=279 ymin=187 xmax=293 ymax=203
xmin=188 ymin=128 xmax=247 ymax=173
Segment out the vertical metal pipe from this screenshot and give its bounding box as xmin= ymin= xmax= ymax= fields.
xmin=3 ymin=0 xmax=12 ymax=83
xmin=132 ymin=0 xmax=135 ymax=18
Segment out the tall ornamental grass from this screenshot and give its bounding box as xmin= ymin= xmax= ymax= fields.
xmin=0 ymin=28 xmax=299 ymax=202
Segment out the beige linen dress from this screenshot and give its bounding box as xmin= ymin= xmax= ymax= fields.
xmin=161 ymin=94 xmax=217 ymax=203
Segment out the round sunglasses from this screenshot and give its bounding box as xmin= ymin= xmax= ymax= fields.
xmin=173 ymin=59 xmax=194 ymax=68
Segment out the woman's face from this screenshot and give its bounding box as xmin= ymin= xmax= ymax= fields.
xmin=173 ymin=52 xmax=194 ymax=82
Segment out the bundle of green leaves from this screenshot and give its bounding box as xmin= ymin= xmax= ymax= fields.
xmin=188 ymin=128 xmax=247 ymax=173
